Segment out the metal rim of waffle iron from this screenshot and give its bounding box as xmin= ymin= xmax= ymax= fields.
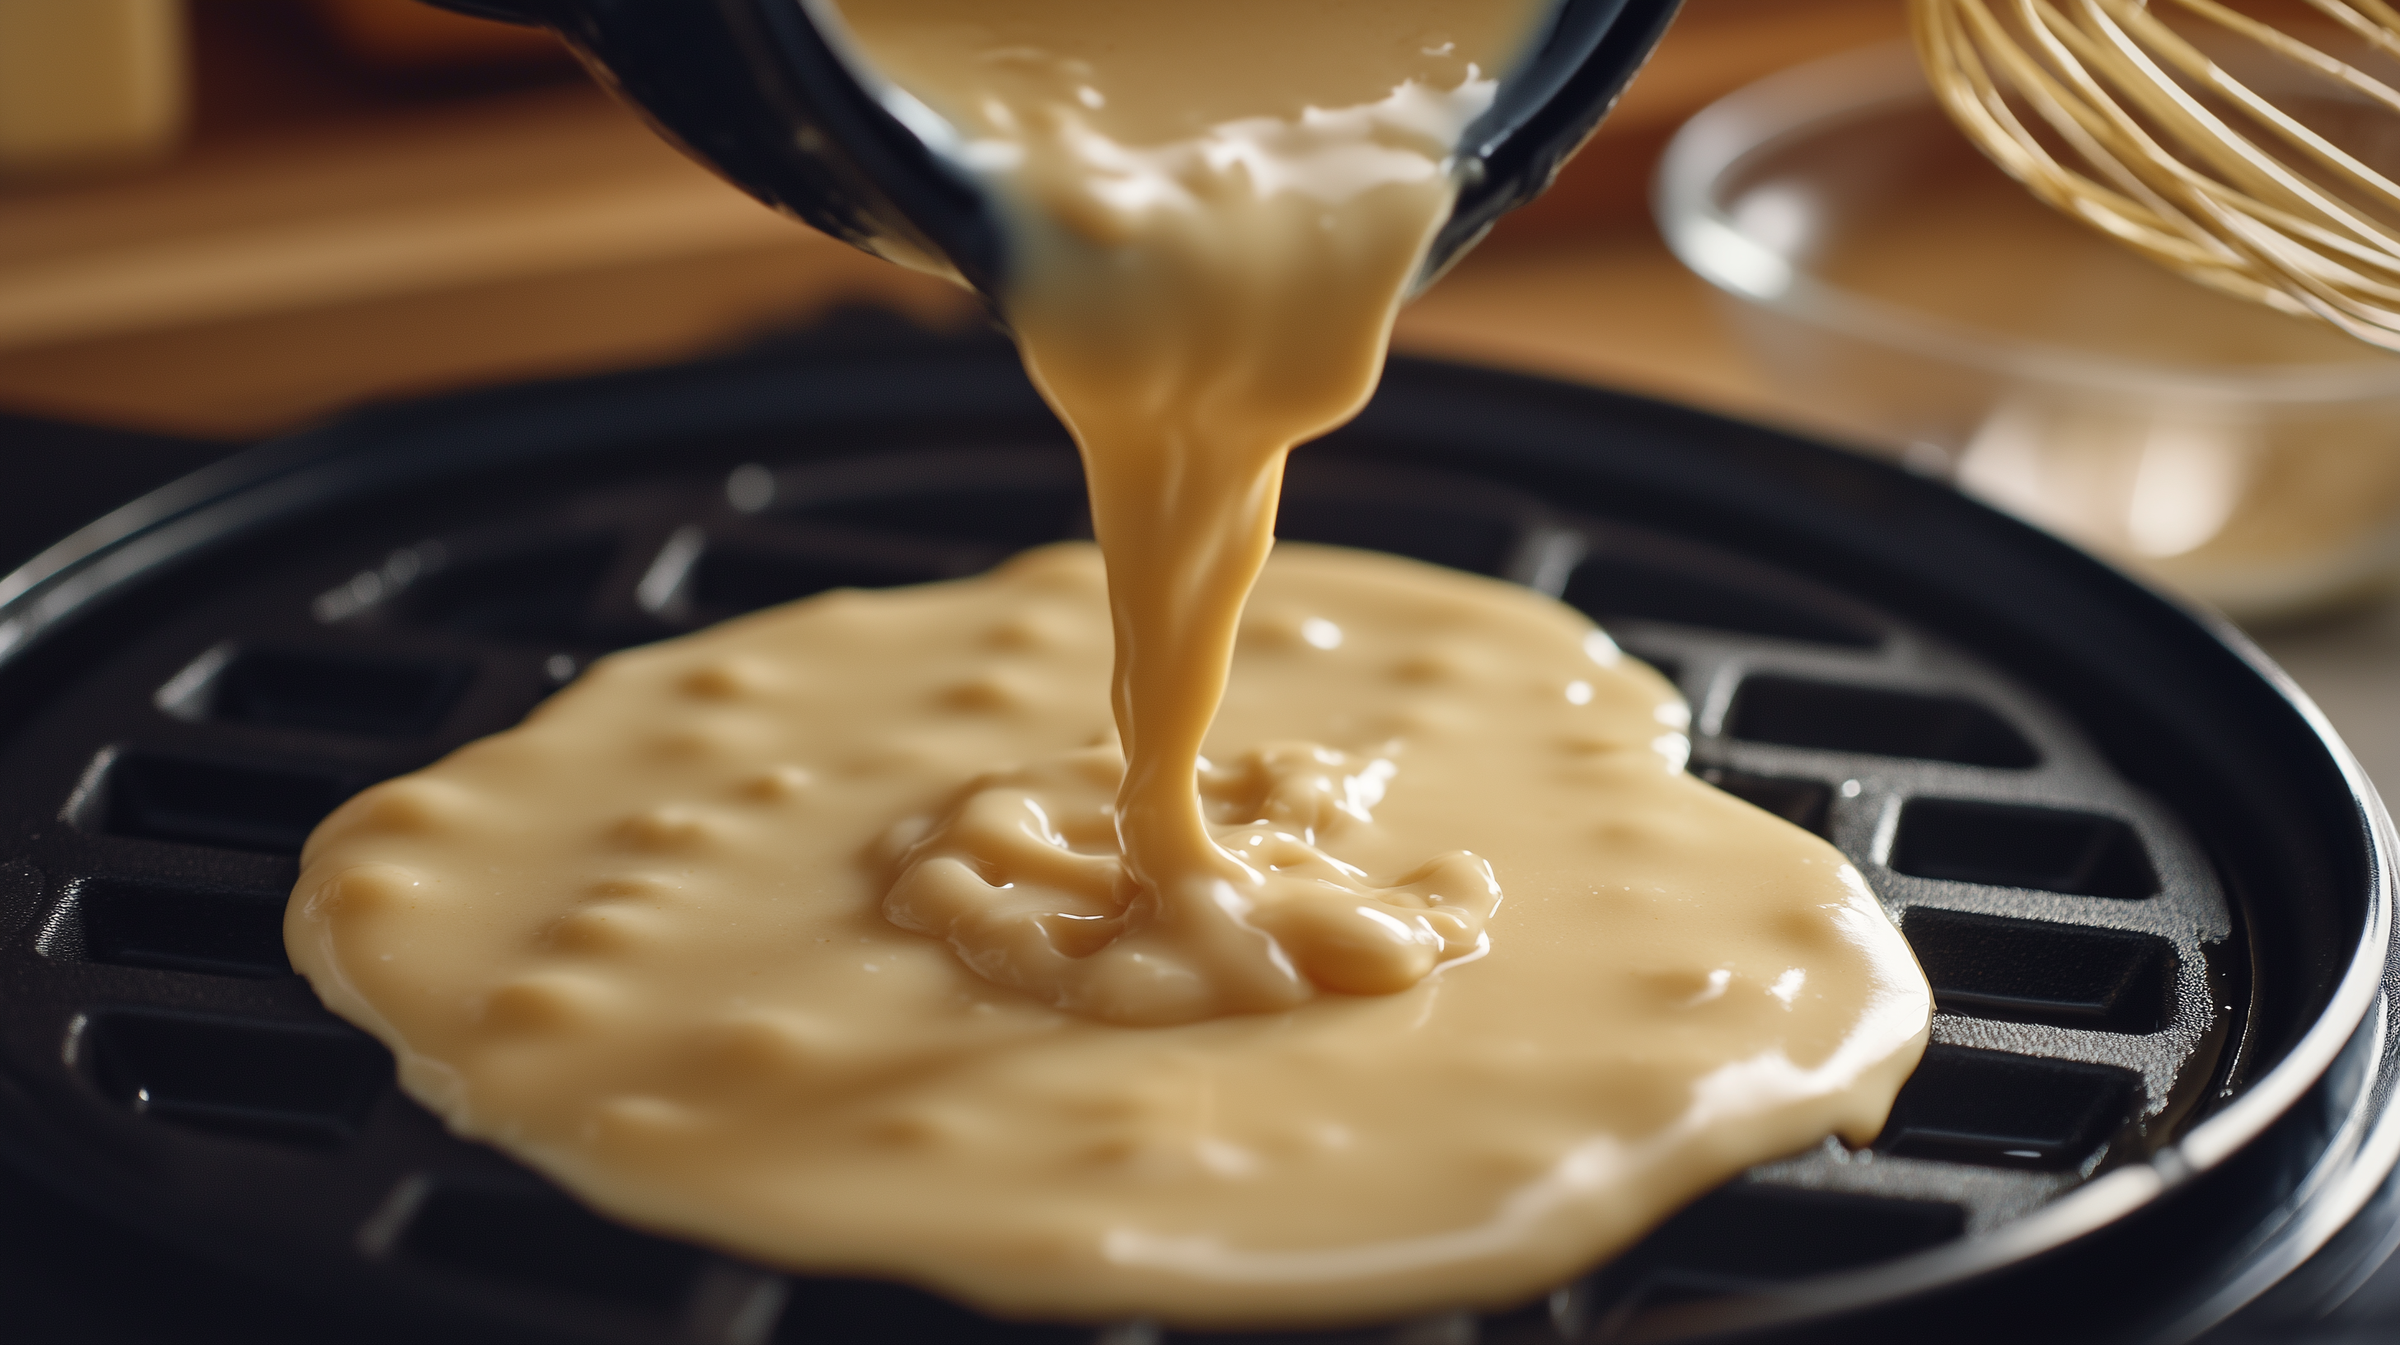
xmin=0 ymin=335 xmax=2389 ymax=1345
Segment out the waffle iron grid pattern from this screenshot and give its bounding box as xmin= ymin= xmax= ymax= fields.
xmin=0 ymin=445 xmax=2238 ymax=1345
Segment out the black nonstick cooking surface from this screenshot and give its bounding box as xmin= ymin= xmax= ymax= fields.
xmin=0 ymin=321 xmax=2391 ymax=1344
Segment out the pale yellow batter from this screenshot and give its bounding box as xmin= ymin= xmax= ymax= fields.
xmin=291 ymin=545 xmax=1929 ymax=1326
xmin=287 ymin=0 xmax=1934 ymax=1328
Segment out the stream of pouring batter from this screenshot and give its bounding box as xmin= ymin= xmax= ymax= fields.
xmin=839 ymin=0 xmax=1553 ymax=1023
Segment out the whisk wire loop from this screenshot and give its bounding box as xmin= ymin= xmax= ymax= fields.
xmin=1916 ymin=0 xmax=2400 ymax=348
xmin=1935 ymin=0 xmax=2281 ymax=296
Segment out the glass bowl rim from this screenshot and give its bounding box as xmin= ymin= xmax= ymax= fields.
xmin=1651 ymin=41 xmax=2400 ymax=406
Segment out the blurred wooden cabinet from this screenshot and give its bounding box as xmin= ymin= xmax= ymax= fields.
xmin=0 ymin=0 xmax=188 ymax=175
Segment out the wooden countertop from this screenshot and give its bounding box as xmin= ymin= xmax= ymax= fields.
xmin=0 ymin=0 xmax=1903 ymax=440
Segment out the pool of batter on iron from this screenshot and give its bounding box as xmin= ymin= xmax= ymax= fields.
xmin=289 ymin=544 xmax=1931 ymax=1328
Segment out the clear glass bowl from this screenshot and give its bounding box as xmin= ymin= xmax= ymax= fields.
xmin=1654 ymin=43 xmax=2400 ymax=621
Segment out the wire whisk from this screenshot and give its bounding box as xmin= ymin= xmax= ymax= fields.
xmin=1914 ymin=0 xmax=2400 ymax=351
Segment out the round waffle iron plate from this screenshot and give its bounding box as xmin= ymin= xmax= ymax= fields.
xmin=0 ymin=329 xmax=2392 ymax=1345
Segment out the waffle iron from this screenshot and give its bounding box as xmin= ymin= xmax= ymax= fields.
xmin=0 ymin=321 xmax=2392 ymax=1344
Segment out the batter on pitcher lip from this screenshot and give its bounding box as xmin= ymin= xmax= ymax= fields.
xmin=286 ymin=0 xmax=1933 ymax=1329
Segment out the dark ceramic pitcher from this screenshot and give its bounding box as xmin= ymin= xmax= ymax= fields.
xmin=422 ymin=0 xmax=1682 ymax=298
